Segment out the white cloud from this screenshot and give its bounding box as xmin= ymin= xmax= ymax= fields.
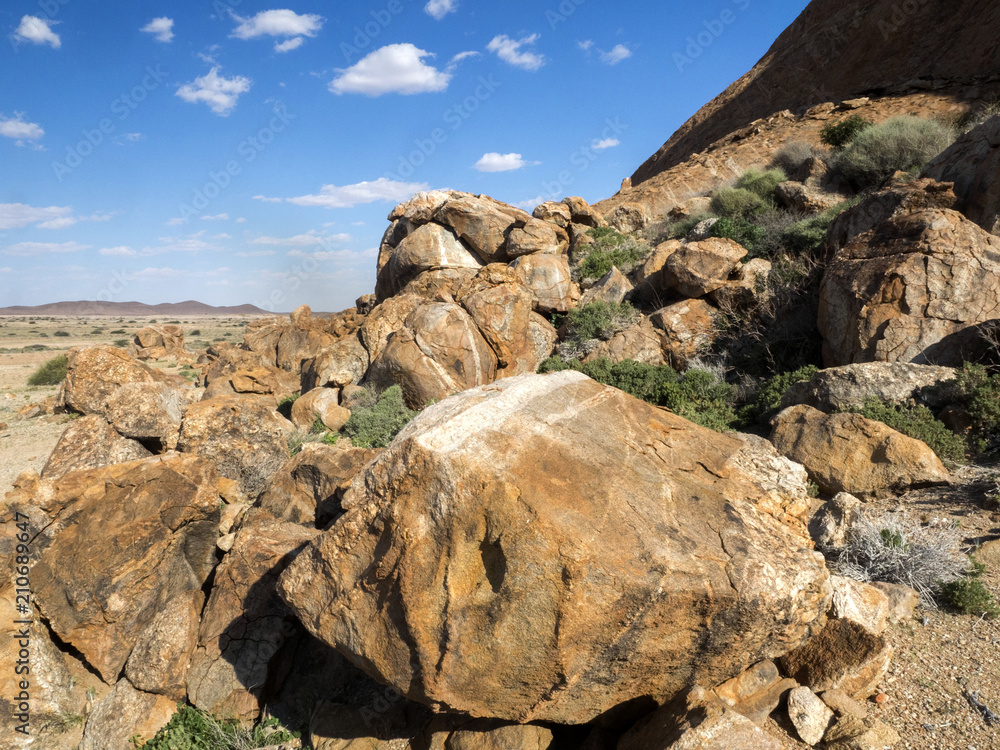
xmin=165 ymin=217 xmax=186 ymax=226
xmin=474 ymin=152 xmax=530 ymax=172
xmin=251 ymin=195 xmax=283 ymax=203
xmin=600 ymin=44 xmax=632 ymax=65
xmin=0 ymin=267 xmax=12 ymax=273
xmin=0 ymin=203 xmax=71 ymax=230
xmin=0 ymin=114 xmax=44 ymax=141
xmin=425 ymin=0 xmax=458 ymax=20
xmin=3 ymin=241 xmax=90 ymax=256
xmin=139 ymin=232 xmax=223 ymax=255
xmin=201 ymin=213 xmax=229 ymax=221
xmin=487 ymin=34 xmax=544 ymax=71
xmin=213 ymin=233 xmax=232 ymax=240
xmin=131 ymin=267 xmax=188 ymax=280
xmin=287 ymin=248 xmax=378 ymax=261
xmin=37 ymin=217 xmax=77 ymax=229
xmin=577 ymin=40 xmax=594 ymax=51
xmin=235 ymin=250 xmax=275 ymax=257
xmin=99 ymin=246 xmax=137 ymax=256
xmin=330 ymin=44 xmax=451 ymax=96
xmin=14 ymin=16 xmax=60 ymax=49
xmin=260 ymin=178 xmax=429 ymax=209
xmin=176 ymin=67 xmax=252 ymax=116
xmin=231 ymin=10 xmax=323 ymax=42
xmin=236 ymin=217 xmax=247 ymax=223
xmin=514 ymin=196 xmax=546 ymax=210
xmin=593 ymin=138 xmax=620 ymax=150
xmin=446 ymin=50 xmax=479 ymax=71
xmin=251 ymin=230 xmax=352 ymax=246
xmin=115 ymin=132 xmax=143 ymax=145
xmin=274 ymin=37 xmax=304 ymax=53
xmin=141 ymin=17 xmax=174 ymax=43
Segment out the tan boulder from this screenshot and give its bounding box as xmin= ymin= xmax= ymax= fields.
xmin=819 ymin=208 xmax=1000 ymax=366
xmin=527 ymin=314 xmax=559 ymax=370
xmin=562 ymin=196 xmax=607 ymax=228
xmin=445 ymin=724 xmax=553 ymax=749
xmin=822 ymin=714 xmax=900 ymax=750
xmin=871 ymin=582 xmax=920 ymax=624
xmin=713 ymin=660 xmax=797 ymax=726
xmin=57 ymin=345 xmax=167 ymax=418
xmin=230 ymin=366 xmax=301 ymax=401
xmin=510 ymin=254 xmax=577 ymax=314
xmin=434 ymin=194 xmax=532 ymax=262
xmin=458 ymin=269 xmax=538 ymax=376
xmin=360 ymin=293 xmax=424 ymax=362
xmin=635 ymin=239 xmax=682 ymax=287
xmin=663 ymin=238 xmax=747 ymax=298
xmin=131 ymin=324 xmax=185 ymax=360
xmin=775 ymin=180 xmax=844 ymax=213
xmin=505 ymin=218 xmax=569 ymax=257
xmin=279 ymin=372 xmax=831 ymax=724
xmin=650 ymin=299 xmax=719 ymax=368
xmin=366 ymin=302 xmax=497 ymax=408
xmin=389 ymin=189 xmax=456 ymax=225
xmin=779 ymin=362 xmax=957 ymax=413
xmin=124 ymin=590 xmax=204 ymax=701
xmin=104 ymin=381 xmax=188 ymax=448
xmin=787 ymin=686 xmax=835 ymax=746
xmin=42 ymin=415 xmax=152 ymax=478
xmin=380 ymin=222 xmax=483 ymax=299
xmin=30 ymin=454 xmax=221 ymax=683
xmin=301 ymin=334 xmax=370 ymax=391
xmin=579 ymin=266 xmax=634 ymax=307
xmin=709 ymin=257 xmax=772 ymax=311
xmin=257 ymin=443 xmax=380 ymax=527
xmin=770 ymin=405 xmax=950 ymax=498
xmin=291 ymin=387 xmax=350 ymax=432
xmin=607 ymin=203 xmax=649 ymax=233
xmin=532 ymin=201 xmax=572 ymax=228
xmin=187 ymin=511 xmax=320 ymax=721
xmin=582 ymin=318 xmax=665 ymax=366
xmin=811 ymin=493 xmax=863 ymax=550
xmin=178 ymin=395 xmax=290 ymax=499
xmin=922 ymin=115 xmax=1000 ymax=235
xmin=666 ymin=196 xmax=713 ymax=221
xmin=79 ymin=679 xmax=177 ymax=750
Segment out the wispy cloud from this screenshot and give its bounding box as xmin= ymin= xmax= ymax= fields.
xmin=141 ymin=17 xmax=174 ymax=43
xmin=0 ymin=203 xmax=71 ymax=230
xmin=600 ymin=44 xmax=632 ymax=65
xmin=258 ymin=178 xmax=429 ymax=209
xmin=99 ymin=246 xmax=137 ymax=257
xmin=473 ymin=152 xmax=534 ymax=172
xmin=3 ymin=241 xmax=91 ymax=256
xmin=251 ymin=230 xmax=352 ymax=246
xmin=330 ymin=44 xmax=451 ymax=96
xmin=234 ymin=250 xmax=276 ymax=258
xmin=0 ymin=113 xmax=44 ymax=141
xmin=487 ymin=34 xmax=544 ymax=71
xmin=201 ymin=213 xmax=229 ymax=221
xmin=14 ymin=16 xmax=60 ymax=49
xmin=593 ymin=138 xmax=620 ymax=150
xmin=425 ymin=0 xmax=458 ymax=20
xmin=176 ymin=67 xmax=252 ymax=116
xmin=230 ymin=9 xmax=324 ymax=53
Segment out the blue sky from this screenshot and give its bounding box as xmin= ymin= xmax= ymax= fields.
xmin=0 ymin=0 xmax=809 ymax=312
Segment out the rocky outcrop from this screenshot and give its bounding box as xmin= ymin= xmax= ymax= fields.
xmin=291 ymin=388 xmax=350 ymax=433
xmin=280 ymin=373 xmax=831 ymax=725
xmin=819 ymin=208 xmax=1000 ymax=366
xmin=42 ymin=415 xmax=152 ymax=478
xmin=377 ymin=222 xmax=484 ymax=301
xmin=662 ymin=238 xmax=747 ymax=298
xmin=581 ymin=318 xmax=665 ymax=366
xmin=57 ymin=345 xmax=170 ymax=418
xmin=105 ymin=381 xmax=189 ymax=449
xmin=779 ymin=362 xmax=957 ymax=413
xmin=650 ymin=299 xmax=719 ymax=368
xmin=509 ymin=254 xmax=576 ymax=314
xmin=131 ymin=324 xmax=185 ymax=360
xmin=770 ymin=405 xmax=950 ymax=498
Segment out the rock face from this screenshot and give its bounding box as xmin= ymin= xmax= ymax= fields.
xmin=131 ymin=324 xmax=185 ymax=360
xmin=57 ymin=345 xmax=168 ymax=417
xmin=42 ymin=415 xmax=152 ymax=478
xmin=280 ymin=372 xmax=831 ymax=725
xmin=770 ymin=405 xmax=950 ymax=498
xmin=779 ymin=362 xmax=958 ymax=413
xmin=30 ymin=454 xmax=221 ymax=684
xmin=923 ymin=115 xmax=1000 ymax=235
xmin=819 ymin=208 xmax=1000 ymax=366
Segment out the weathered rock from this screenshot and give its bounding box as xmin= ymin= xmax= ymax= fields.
xmin=770 ymin=405 xmax=950 ymax=498
xmin=279 ymin=372 xmax=831 ymax=724
xmin=787 ymin=686 xmax=835 ymax=746
xmin=582 ymin=318 xmax=665 ymax=366
xmin=830 ymin=576 xmax=890 ymax=636
xmin=685 ymin=218 xmax=719 ymax=242
xmin=31 ymin=454 xmax=221 ymax=683
xmin=445 ymin=724 xmax=554 ymax=750
xmin=42 ymin=415 xmax=152 ymax=478
xmin=709 ymin=258 xmax=772 ymax=311
xmin=506 ymin=218 xmax=569 ymax=257
xmin=825 ymin=178 xmax=958 ymax=257
xmin=819 ymin=208 xmax=1000 ymax=366
xmin=822 ymin=714 xmax=900 ymax=750
xmin=366 ymin=302 xmax=497 ymax=409
xmin=579 ymin=267 xmax=633 ymax=307
xmin=380 ymin=223 xmax=483 ymax=299
xmin=187 ymin=511 xmax=320 ymax=721
xmin=618 ymin=686 xmax=782 ymax=750
xmin=178 ymin=396 xmax=290 ymax=499
xmin=131 ymin=324 xmax=185 ymax=360
xmin=360 ymin=294 xmax=425 ymax=362
xmin=124 ymin=590 xmax=204 ymax=700
xmin=635 ymin=240 xmax=682 ymax=288
xmin=922 ymin=115 xmax=1000 ymax=235
xmin=649 ymin=299 xmax=718 ymax=368
xmin=257 ymin=443 xmax=379 ymax=528
xmin=57 ymin=345 xmax=167 ymax=418
xmin=292 ymin=388 xmax=350 ymax=433
xmin=434 ymin=195 xmax=532 ymax=263
xmin=105 ymin=381 xmax=188 ymax=448
xmin=79 ymin=679 xmax=177 ymax=750
xmin=458 ymin=268 xmax=539 ymax=376
xmin=532 ymin=201 xmax=572 ymax=228
xmin=871 ymin=582 xmax=920 ymax=624
xmin=729 ymin=433 xmax=813 ymax=538
xmin=230 ymin=366 xmax=301 ymax=402
xmin=562 ymin=196 xmax=607 ymax=228
xmin=389 ymin=190 xmax=456 ymax=225
xmin=667 ymin=196 xmax=713 ymax=222
xmin=302 ymin=335 xmax=370 ymax=391
xmin=607 ymin=203 xmax=648 ymax=233
xmin=820 ymin=689 xmax=869 ymax=720
xmin=527 ymin=314 xmax=559 ymax=371
xmin=713 ymin=660 xmax=797 ymax=726
xmin=309 ymin=699 xmax=420 ymax=750
xmin=510 ymin=254 xmax=577 ymax=314
xmin=775 ymin=180 xmax=843 ymax=214
xmin=810 ymin=493 xmax=863 ymax=549
xmin=663 ymin=238 xmax=747 ymax=298
xmin=779 ymin=362 xmax=958 ymax=413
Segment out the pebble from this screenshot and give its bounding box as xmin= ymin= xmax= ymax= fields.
xmin=875 ymin=693 xmax=889 ymax=704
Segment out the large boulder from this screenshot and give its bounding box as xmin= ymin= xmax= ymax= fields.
xmin=922 ymin=115 xmax=1000 ymax=235
xmin=650 ymin=300 xmax=719 ymax=368
xmin=663 ymin=238 xmax=747 ymax=298
xmin=581 ymin=318 xmax=665 ymax=366
xmin=770 ymin=405 xmax=950 ymax=498
xmin=178 ymin=396 xmax=290 ymax=499
xmin=57 ymin=345 xmax=168 ymax=418
xmin=360 ymin=294 xmax=424 ymax=362
xmin=505 ymin=218 xmax=569 ymax=257
xmin=79 ymin=680 xmax=177 ymax=750
xmin=124 ymin=590 xmax=204 ymax=701
xmin=30 ymin=454 xmax=221 ymax=684
xmin=301 ymin=335 xmax=370 ymax=391
xmin=509 ymin=254 xmax=577 ymax=314
xmin=279 ymin=373 xmax=831 ymax=725
xmin=779 ymin=362 xmax=958 ymax=413
xmin=434 ymin=194 xmax=532 ymax=263
xmin=366 ymin=302 xmax=498 ymax=409
xmin=42 ymin=415 xmax=152 ymax=478
xmin=104 ymin=381 xmax=189 ymax=449
xmin=291 ymin=388 xmax=350 ymax=433
xmin=379 ymin=222 xmax=483 ymax=300
xmin=131 ymin=324 xmax=185 ymax=360
xmin=819 ymin=208 xmax=1000 ymax=366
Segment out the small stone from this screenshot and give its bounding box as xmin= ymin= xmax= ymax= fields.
xmin=873 ymin=693 xmax=888 ymax=704
xmin=788 ymin=686 xmax=835 ymax=745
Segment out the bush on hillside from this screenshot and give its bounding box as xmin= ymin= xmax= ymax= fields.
xmin=939 ymin=560 xmax=1000 ymax=618
xmin=929 ymin=363 xmax=1000 ymax=455
xmin=821 ymin=114 xmax=874 ymax=151
xmin=710 ymin=187 xmax=767 ymax=220
xmin=134 ymin=705 xmax=297 ymax=749
xmin=27 ymin=355 xmax=68 ymax=386
xmin=834 ymin=116 xmax=955 ymax=190
xmin=710 ymin=217 xmax=765 ymax=253
xmin=851 ymin=398 xmax=968 ymax=464
xmin=735 ymin=168 xmax=787 ymax=201
xmin=769 ymin=141 xmax=817 ymax=176
xmin=577 ymin=228 xmax=647 ymax=281
xmin=337 ymin=385 xmax=417 ymax=449
xmin=563 ymin=301 xmax=637 ymax=344
xmin=737 ymin=365 xmax=819 ymax=426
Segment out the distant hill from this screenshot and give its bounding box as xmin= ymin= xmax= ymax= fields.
xmin=0 ymin=300 xmax=273 ymax=316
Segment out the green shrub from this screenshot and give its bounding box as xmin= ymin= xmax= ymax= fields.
xmin=577 ymin=228 xmax=647 ymax=281
xmin=938 ymin=560 xmax=1000 ymax=618
xmin=110 ymin=328 xmax=127 ymax=334
xmin=930 ymin=363 xmax=1000 ymax=454
xmin=338 ymin=385 xmax=417 ymax=449
xmin=276 ymin=394 xmax=299 ymax=420
xmin=539 ymin=357 xmax=737 ymax=431
xmin=564 ymin=301 xmax=637 ymax=343
xmin=27 ymin=355 xmax=68 ymax=386
xmin=53 ymin=330 xmax=70 ymax=337
xmin=114 ymin=338 xmax=129 ymax=347
xmin=738 ymin=365 xmax=819 ymax=426
xmin=821 ymin=114 xmax=874 ymax=151
xmin=666 ymin=212 xmax=713 ymax=241
xmin=853 ymin=398 xmax=967 ymax=464
xmin=735 ymin=168 xmax=787 ymax=201
xmin=834 ymin=116 xmax=955 ymax=190
xmin=710 ymin=187 xmax=767 ymax=219
xmin=769 ymin=141 xmax=816 ymax=176
xmin=710 ymin=217 xmax=765 ymax=252
xmin=190 ymin=329 xmax=201 ymax=336
xmin=135 ymin=705 xmax=297 ymax=749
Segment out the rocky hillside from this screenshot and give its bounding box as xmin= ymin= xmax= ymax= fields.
xmin=629 ymin=0 xmax=1000 ymax=187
